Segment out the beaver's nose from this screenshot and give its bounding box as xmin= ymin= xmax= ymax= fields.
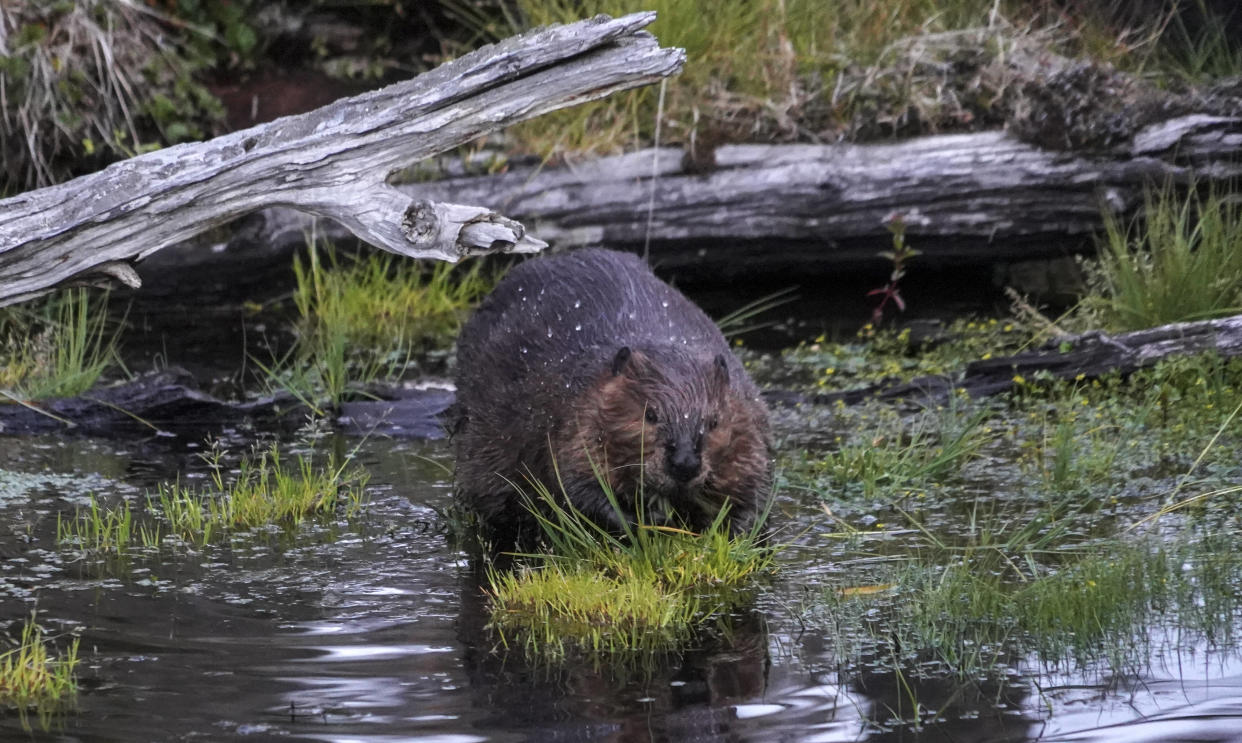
xmin=667 ymin=440 xmax=701 ymax=483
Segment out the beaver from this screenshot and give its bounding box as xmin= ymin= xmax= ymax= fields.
xmin=452 ymin=248 xmax=771 ymax=545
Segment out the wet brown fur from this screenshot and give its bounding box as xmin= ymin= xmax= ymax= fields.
xmin=452 ymin=249 xmax=772 ymax=546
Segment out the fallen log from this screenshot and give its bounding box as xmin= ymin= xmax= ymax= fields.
xmin=0 ymin=12 xmax=685 ymax=306
xmin=0 ymin=367 xmax=454 ymax=438
xmin=404 ymin=115 xmax=1242 ymax=278
xmin=209 ymin=113 xmax=1242 ymax=284
xmin=767 ymin=313 xmax=1242 ymax=408
xmin=7 ymin=313 xmax=1238 ymax=436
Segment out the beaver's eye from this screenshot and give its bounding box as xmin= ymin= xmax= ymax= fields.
xmin=706 ymin=415 xmax=719 ymax=431
xmin=644 ymin=407 xmax=658 ymax=425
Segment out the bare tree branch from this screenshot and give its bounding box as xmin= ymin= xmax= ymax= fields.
xmin=0 ymin=12 xmax=685 ymax=306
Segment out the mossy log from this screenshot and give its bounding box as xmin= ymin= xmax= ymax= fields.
xmin=0 ymin=13 xmax=684 ymax=307
xmin=767 ymin=312 xmax=1242 ymax=408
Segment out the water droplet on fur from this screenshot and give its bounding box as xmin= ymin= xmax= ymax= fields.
xmin=574 ymin=324 xmax=582 ymax=331
xmin=573 ymin=300 xmax=581 ymax=308
xmin=520 ymin=346 xmax=529 ymax=354
xmin=546 ymin=328 xmax=553 ymax=338
xmin=661 ymin=301 xmax=669 ymax=308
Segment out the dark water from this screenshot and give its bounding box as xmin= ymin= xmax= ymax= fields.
xmin=3 ymin=432 xmax=1242 ymax=742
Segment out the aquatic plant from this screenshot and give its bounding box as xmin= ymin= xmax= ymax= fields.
xmin=780 ymin=322 xmax=1242 ymax=697
xmin=154 ymin=439 xmax=371 ymax=543
xmin=1081 ymin=185 xmax=1242 ymax=331
xmin=486 ymin=472 xmax=774 ymax=664
xmin=775 ymin=317 xmax=1029 ymax=392
xmin=809 ymin=396 xmax=1242 ymax=682
xmin=0 ymin=289 xmax=120 ymax=400
xmin=57 ymin=495 xmax=161 ymax=560
xmin=789 ymin=399 xmax=994 ymax=500
xmin=59 ymin=438 xmax=370 ymax=558
xmin=260 ymin=240 xmax=495 ymax=412
xmin=817 ymin=530 xmax=1242 ymax=684
xmin=0 ymin=615 xmax=79 ymax=730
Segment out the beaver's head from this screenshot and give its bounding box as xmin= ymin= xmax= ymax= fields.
xmin=572 ymin=346 xmax=769 ymax=528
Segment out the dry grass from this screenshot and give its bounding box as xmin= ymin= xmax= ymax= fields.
xmin=497 ymin=0 xmax=1235 ymax=157
xmin=0 ymin=0 xmax=222 ymax=193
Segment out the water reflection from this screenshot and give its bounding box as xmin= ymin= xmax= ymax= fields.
xmin=2 ymin=434 xmax=1242 ymax=741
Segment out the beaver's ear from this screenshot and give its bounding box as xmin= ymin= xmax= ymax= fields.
xmin=711 ymin=354 xmax=730 ymax=391
xmin=613 ymin=347 xmax=653 ymax=378
xmin=612 ymin=346 xmax=633 ymax=376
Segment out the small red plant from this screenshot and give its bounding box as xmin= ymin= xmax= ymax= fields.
xmin=867 ymin=212 xmax=920 ymax=325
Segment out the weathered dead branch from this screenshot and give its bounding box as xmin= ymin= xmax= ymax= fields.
xmin=0 ymin=12 xmax=685 ymax=306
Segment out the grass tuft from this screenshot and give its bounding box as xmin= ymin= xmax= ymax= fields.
xmin=259 ymin=241 xmax=494 ymax=412
xmin=153 ymin=439 xmax=371 ymax=544
xmin=59 ymin=438 xmax=369 ymax=559
xmin=0 ymin=289 xmax=120 ymax=401
xmin=0 ymin=0 xmax=225 ymax=192
xmin=486 ymin=473 xmax=774 ymax=664
xmin=0 ymin=614 xmax=79 ymax=730
xmin=1081 ymin=185 xmax=1242 ymax=331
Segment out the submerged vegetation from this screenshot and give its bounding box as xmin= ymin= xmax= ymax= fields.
xmin=486 ymin=478 xmax=774 ymax=665
xmin=815 ymin=533 xmax=1242 ymax=682
xmin=0 ymin=615 xmax=79 ymax=729
xmin=780 ymin=312 xmax=1242 ymax=690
